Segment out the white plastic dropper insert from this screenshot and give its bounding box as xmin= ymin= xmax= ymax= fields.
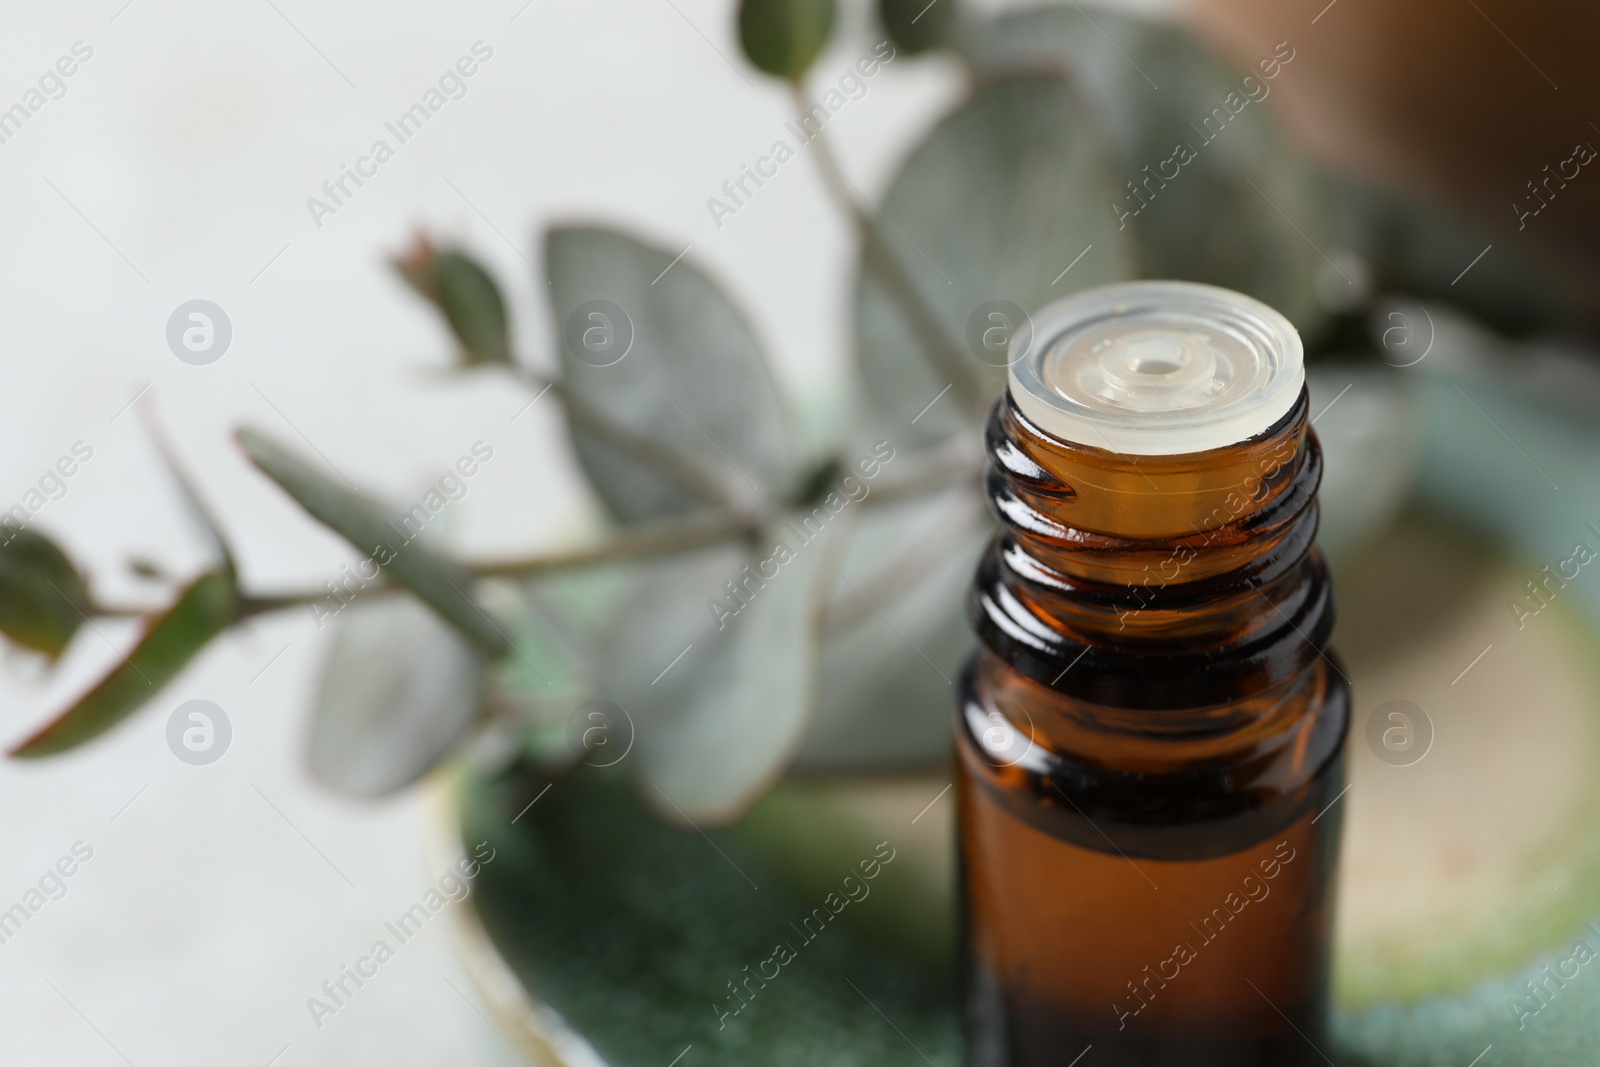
xmin=1007 ymin=280 xmax=1304 ymax=456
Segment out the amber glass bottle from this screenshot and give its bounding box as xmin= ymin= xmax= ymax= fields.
xmin=957 ymin=282 xmax=1349 ymax=1067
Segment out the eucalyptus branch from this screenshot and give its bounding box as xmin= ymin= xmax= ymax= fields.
xmin=791 ymin=83 xmax=986 ymax=420
xmin=82 ymin=601 xmax=153 ymax=618
xmin=184 ymin=510 xmax=759 ymax=622
xmin=88 ymin=445 xmax=982 ymax=624
xmin=140 ymin=405 xmax=238 ymax=576
xmin=517 ymin=369 xmax=744 ymax=512
xmin=470 ymin=508 xmax=759 ymax=578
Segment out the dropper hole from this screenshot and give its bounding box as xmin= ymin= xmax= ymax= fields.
xmin=1121 ymin=337 xmax=1189 ymax=376
xmin=1128 ymin=356 xmax=1182 ymax=375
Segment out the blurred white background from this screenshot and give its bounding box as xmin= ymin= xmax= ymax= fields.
xmin=0 ymin=0 xmax=1122 ymax=1062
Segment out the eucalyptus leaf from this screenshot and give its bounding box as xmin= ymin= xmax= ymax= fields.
xmin=1306 ymin=361 xmax=1420 ymax=566
xmin=309 ymin=598 xmax=485 ymax=796
xmin=395 ymin=241 xmax=511 ymax=366
xmin=0 ymin=526 xmax=88 ymax=657
xmin=737 ymin=0 xmax=837 ymax=80
xmin=1324 ymin=172 xmax=1574 ymax=334
xmin=144 ymin=418 xmax=239 ymax=574
xmin=236 ymin=427 xmax=508 ymax=656
xmin=977 ymin=7 xmax=1330 ymax=334
xmin=10 ymin=571 xmax=235 ymax=757
xmin=546 ymin=226 xmax=794 ymax=523
xmin=797 ymin=488 xmax=989 ymax=771
xmin=459 ymin=764 xmax=960 ymax=1067
xmin=600 ymin=515 xmax=845 ymax=825
xmin=855 ymin=73 xmax=1132 ymax=443
xmin=434 ymin=251 xmax=511 ymax=366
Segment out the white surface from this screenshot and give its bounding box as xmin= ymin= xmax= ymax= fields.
xmin=0 ymin=0 xmax=980 ymax=1063
xmin=1009 ymin=280 xmax=1305 ymax=454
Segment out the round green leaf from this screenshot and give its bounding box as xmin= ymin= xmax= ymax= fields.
xmin=1306 ymin=360 xmax=1419 ymax=566
xmin=10 ymin=571 xmax=235 ymax=757
xmin=977 ymin=8 xmax=1330 ymax=336
xmin=796 ymin=488 xmax=989 ymax=771
xmin=545 ymin=226 xmax=794 ymax=524
xmin=738 ymin=0 xmax=837 ymax=80
xmin=309 ymin=598 xmax=485 ymax=797
xmin=598 ymin=515 xmax=842 ymax=825
xmin=1324 ymin=173 xmax=1574 ymax=334
xmin=0 ymin=526 xmax=87 ymax=657
xmin=854 ymin=73 xmax=1132 ymax=443
xmin=237 ymin=426 xmax=509 ymax=657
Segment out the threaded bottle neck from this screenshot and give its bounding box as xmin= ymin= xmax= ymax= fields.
xmin=971 ymin=387 xmax=1333 ymax=709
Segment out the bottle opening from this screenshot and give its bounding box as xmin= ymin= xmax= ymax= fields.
xmin=1008 ymin=281 xmax=1304 ymax=455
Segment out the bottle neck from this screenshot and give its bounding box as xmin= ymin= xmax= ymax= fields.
xmin=972 ymin=387 xmax=1333 ymax=710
